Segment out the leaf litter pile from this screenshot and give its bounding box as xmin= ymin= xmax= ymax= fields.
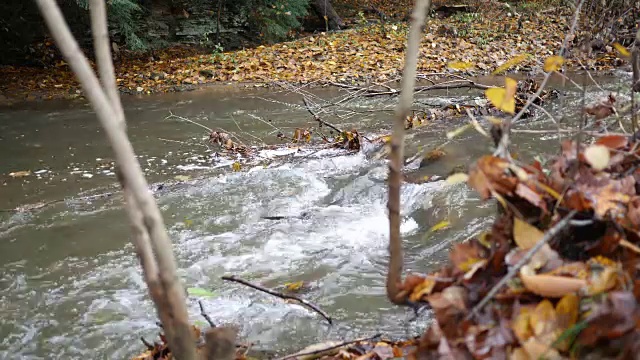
xmin=397 ymin=132 xmax=640 ymax=359
xmin=0 ymin=5 xmax=625 ymax=104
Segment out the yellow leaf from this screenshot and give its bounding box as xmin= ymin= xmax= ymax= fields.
xmin=586 ymin=266 xmax=618 ymax=295
xmin=284 ymin=281 xmax=304 ymax=292
xmin=614 ymin=42 xmax=631 ymax=58
xmin=174 ymin=175 xmax=191 ymax=182
xmin=409 ymin=278 xmax=436 ymax=302
xmin=447 ymin=61 xmax=474 ymax=71
xmin=232 ymin=161 xmax=241 ymax=172
xmin=492 ymin=53 xmax=531 ymax=75
xmin=513 ymin=307 xmax=534 ymax=342
xmin=543 ymin=55 xmax=565 ymax=72
xmin=429 ymin=220 xmax=450 ymax=233
xmin=485 ymin=77 xmax=517 ymax=114
xmin=555 ymin=293 xmax=579 ymax=330
xmin=529 ymin=299 xmax=558 ymax=338
xmin=584 ymin=144 xmax=610 ymax=171
xmin=513 ymin=217 xmax=543 ymax=250
xmin=446 ymin=173 xmax=469 ymax=185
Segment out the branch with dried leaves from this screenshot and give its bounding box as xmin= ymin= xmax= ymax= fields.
xmin=221 ymin=275 xmax=333 ymax=325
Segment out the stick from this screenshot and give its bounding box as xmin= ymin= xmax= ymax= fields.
xmin=467 ymin=210 xmax=577 ymax=318
xmin=166 ymin=112 xmax=214 ymax=132
xmin=327 ymin=79 xmax=491 ymax=97
xmin=199 ymin=300 xmax=216 ymax=328
xmin=36 ymin=1 xmax=195 ymax=358
xmin=386 ymin=0 xmax=432 ymax=307
xmin=221 ymin=275 xmax=333 ymax=325
xmin=276 ymin=334 xmax=382 ymax=360
xmin=302 ymin=96 xmax=344 ymax=134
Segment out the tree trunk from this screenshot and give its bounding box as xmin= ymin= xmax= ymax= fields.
xmin=310 ymin=0 xmax=344 ymax=30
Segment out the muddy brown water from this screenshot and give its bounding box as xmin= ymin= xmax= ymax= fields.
xmin=0 ymin=73 xmax=632 ymax=359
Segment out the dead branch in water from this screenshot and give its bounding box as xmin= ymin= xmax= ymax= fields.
xmin=386 ymin=0 xmax=432 ymax=307
xmin=328 ymin=77 xmax=491 ymax=97
xmin=302 ymin=96 xmax=344 ymax=134
xmin=221 ymin=275 xmax=333 ymax=325
xmin=35 ymin=0 xmax=196 ymax=358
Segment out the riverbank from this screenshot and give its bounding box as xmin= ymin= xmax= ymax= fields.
xmin=0 ymin=7 xmax=625 ymax=106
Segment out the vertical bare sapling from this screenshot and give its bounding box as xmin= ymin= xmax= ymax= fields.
xmin=386 ymin=0 xmax=432 ymax=306
xmin=35 ymin=0 xmax=196 ymax=358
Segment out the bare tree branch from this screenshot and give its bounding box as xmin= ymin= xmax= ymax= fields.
xmin=36 ymin=1 xmax=196 ymax=358
xmin=221 ymin=275 xmax=333 ymax=325
xmin=386 ymin=0 xmax=432 ymax=306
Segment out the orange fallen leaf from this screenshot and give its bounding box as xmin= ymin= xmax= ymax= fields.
xmin=520 ymin=265 xmax=586 ymax=298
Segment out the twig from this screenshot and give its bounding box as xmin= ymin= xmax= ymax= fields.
xmin=158 ymin=137 xmax=210 ymax=148
xmin=166 ymin=112 xmax=214 ymax=132
xmin=221 ymin=275 xmax=333 ymax=325
xmin=230 ymin=114 xmax=266 ymax=145
xmin=140 ymin=336 xmax=154 ymax=350
xmin=327 ymin=79 xmax=491 ymax=97
xmin=302 ymin=96 xmax=344 ymax=134
xmin=199 ymin=300 xmax=216 ymax=328
xmin=386 ymin=0 xmax=432 ymax=307
xmin=276 ymin=334 xmax=382 ymax=360
xmin=468 ymin=210 xmax=577 ymax=318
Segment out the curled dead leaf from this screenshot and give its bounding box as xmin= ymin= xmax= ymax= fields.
xmin=520 ymin=266 xmax=586 ymax=298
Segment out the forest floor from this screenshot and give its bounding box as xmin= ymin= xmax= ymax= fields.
xmin=0 ymin=2 xmax=626 ymax=105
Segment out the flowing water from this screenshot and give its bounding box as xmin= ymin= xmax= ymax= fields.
xmin=0 ymin=74 xmax=631 ymax=359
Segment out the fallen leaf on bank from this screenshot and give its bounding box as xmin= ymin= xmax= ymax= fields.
xmin=174 ymin=175 xmax=191 ymax=181
xmin=232 ymin=161 xmax=242 ymax=171
xmin=595 ymin=134 xmax=628 ymax=150
xmin=513 ymin=217 xmax=543 ymax=250
xmin=583 ymin=144 xmax=610 ymax=171
xmin=447 ymin=60 xmax=474 ymax=71
xmin=520 ymin=265 xmax=586 ymax=298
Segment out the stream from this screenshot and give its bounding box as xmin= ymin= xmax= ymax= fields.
xmin=0 ymin=74 xmax=631 ymax=359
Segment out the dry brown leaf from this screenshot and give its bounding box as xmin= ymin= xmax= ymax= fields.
xmin=520 ymin=266 xmax=586 ymax=298
xmin=513 ymin=218 xmax=543 ymax=250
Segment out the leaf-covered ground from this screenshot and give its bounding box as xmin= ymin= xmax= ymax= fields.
xmin=0 ymin=6 xmax=624 ymax=105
